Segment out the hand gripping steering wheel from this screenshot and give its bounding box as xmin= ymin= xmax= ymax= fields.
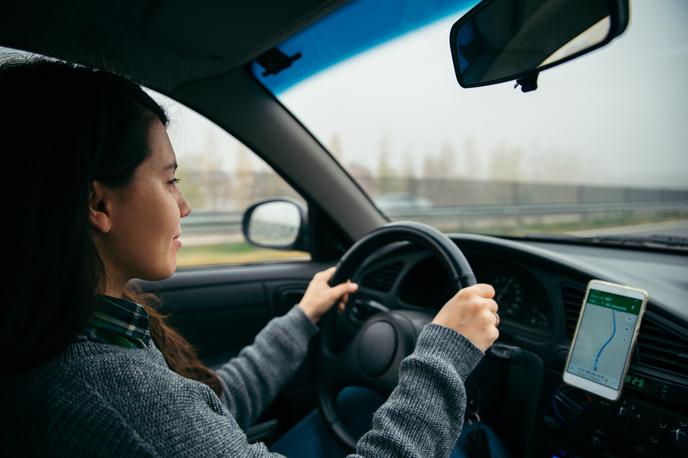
xmin=317 ymin=221 xmax=477 ymax=450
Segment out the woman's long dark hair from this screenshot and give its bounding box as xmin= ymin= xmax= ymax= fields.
xmin=0 ymin=58 xmax=222 ymax=396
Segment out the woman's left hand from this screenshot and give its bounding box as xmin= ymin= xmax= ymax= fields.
xmin=298 ymin=266 xmax=359 ymax=324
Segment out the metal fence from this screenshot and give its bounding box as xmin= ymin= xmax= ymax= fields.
xmin=181 ymin=178 xmax=688 ymax=242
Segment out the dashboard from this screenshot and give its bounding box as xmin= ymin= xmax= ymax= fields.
xmin=353 ymin=234 xmax=688 ymax=458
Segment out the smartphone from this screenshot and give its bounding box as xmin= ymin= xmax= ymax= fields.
xmin=563 ymin=280 xmax=648 ymax=401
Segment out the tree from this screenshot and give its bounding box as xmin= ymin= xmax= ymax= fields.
xmin=176 ymin=155 xmax=206 ymax=208
xmin=422 ymin=141 xmax=458 ymax=179
xmin=401 ymin=147 xmax=416 ymax=179
xmin=527 ymin=147 xmax=584 ymax=184
xmin=377 ymin=133 xmax=397 ymax=179
xmin=232 ymin=144 xmax=256 ymax=210
xmin=487 ymin=143 xmax=523 ymax=182
xmin=461 ymin=136 xmax=481 ymax=180
xmin=348 ymin=161 xmax=375 ymax=195
xmin=376 ymin=133 xmax=401 ymax=194
xmin=328 ymin=133 xmax=344 ymax=163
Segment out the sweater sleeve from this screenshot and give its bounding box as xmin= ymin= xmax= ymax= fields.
xmin=128 ymin=323 xmax=481 ymax=458
xmin=350 ymin=323 xmax=484 ymax=458
xmin=215 ymin=304 xmax=319 ymax=429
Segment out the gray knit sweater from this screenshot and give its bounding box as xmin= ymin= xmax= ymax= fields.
xmin=0 ymin=305 xmax=483 ymax=457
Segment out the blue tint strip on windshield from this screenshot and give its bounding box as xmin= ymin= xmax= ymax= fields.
xmin=252 ymin=0 xmax=477 ymax=95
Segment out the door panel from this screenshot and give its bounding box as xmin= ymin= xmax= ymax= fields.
xmin=138 ymin=261 xmax=327 ymax=360
xmin=134 ymin=260 xmax=331 ymax=442
xmin=156 ymin=282 xmax=271 ymax=367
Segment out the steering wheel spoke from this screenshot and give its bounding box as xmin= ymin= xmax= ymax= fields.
xmin=319 ymin=332 xmax=362 ymax=389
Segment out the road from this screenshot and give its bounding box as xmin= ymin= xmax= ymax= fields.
xmin=568 ymin=219 xmax=688 ymax=238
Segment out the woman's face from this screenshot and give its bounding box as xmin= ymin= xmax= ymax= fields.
xmin=96 ymin=119 xmax=191 ymax=290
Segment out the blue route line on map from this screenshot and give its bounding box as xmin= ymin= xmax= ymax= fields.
xmin=593 ymin=310 xmax=616 ymax=372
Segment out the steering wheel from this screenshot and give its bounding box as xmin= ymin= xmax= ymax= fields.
xmin=317 ymin=221 xmax=477 ymax=450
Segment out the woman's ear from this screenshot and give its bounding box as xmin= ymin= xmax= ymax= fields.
xmin=89 ymin=180 xmax=113 ymax=234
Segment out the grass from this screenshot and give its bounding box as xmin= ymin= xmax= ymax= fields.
xmin=176 ymin=241 xmax=309 ymax=267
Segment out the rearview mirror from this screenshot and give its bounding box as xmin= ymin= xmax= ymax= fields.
xmin=450 ymin=0 xmax=629 ymax=91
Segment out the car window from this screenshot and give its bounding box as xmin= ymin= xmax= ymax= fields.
xmin=0 ymin=46 xmax=309 ymax=266
xmin=253 ymin=0 xmax=688 ymax=243
xmin=145 ymin=90 xmax=310 ymax=267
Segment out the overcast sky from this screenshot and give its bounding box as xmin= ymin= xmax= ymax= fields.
xmin=276 ymin=0 xmax=688 ymax=189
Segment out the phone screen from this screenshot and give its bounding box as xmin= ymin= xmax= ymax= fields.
xmin=566 ymin=288 xmax=643 ymax=390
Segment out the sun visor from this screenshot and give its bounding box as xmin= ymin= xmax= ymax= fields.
xmin=144 ymin=0 xmax=346 ymax=70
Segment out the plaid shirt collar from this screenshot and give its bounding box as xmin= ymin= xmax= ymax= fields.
xmin=80 ymin=294 xmax=151 ymax=348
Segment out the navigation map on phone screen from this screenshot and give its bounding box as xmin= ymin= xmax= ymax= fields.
xmin=566 ymin=289 xmax=643 ymax=390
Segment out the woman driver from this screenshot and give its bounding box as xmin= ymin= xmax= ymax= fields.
xmin=0 ymin=59 xmax=503 ymax=457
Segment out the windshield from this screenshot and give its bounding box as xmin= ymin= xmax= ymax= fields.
xmin=254 ymin=0 xmax=688 ymax=242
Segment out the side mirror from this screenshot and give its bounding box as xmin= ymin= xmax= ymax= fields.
xmin=450 ymin=0 xmax=629 ymax=91
xmin=242 ymin=198 xmax=308 ymax=251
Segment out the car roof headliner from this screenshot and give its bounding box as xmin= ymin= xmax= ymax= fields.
xmin=0 ymin=0 xmax=347 ymax=92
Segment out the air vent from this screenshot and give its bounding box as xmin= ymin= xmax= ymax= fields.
xmin=636 ymin=319 xmax=688 ymax=378
xmin=561 ymin=285 xmax=585 ymax=342
xmin=361 ymin=262 xmax=404 ymax=292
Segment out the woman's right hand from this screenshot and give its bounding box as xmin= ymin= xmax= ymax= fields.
xmin=432 ymin=283 xmax=499 ymax=352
